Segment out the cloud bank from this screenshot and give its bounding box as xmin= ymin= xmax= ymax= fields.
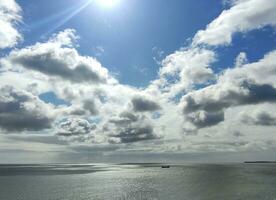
xmin=1 ymin=0 xmax=276 ymax=158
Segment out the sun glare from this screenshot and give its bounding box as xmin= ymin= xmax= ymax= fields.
xmin=96 ymin=0 xmax=120 ymax=8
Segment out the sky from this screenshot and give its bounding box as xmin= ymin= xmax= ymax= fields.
xmin=0 ymin=0 xmax=276 ymax=163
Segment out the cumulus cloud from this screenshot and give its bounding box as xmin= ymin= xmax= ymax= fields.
xmin=160 ymin=48 xmax=215 ymax=79
xmin=0 ymin=0 xmax=22 ymax=49
xmin=185 ymin=111 xmax=225 ymax=129
xmin=65 ymin=99 xmax=99 ymax=116
xmin=105 ymin=111 xmax=160 ymax=144
xmin=240 ymin=109 xmax=276 ymax=126
xmin=0 ymin=85 xmax=54 ymax=132
xmin=83 ymin=100 xmax=99 ymax=115
xmin=234 ymin=50 xmax=276 ymax=87
xmin=131 ymin=95 xmax=161 ymax=112
xmin=54 ymin=117 xmax=107 ymax=144
xmin=193 ymin=0 xmax=276 ymax=46
xmin=56 ymin=118 xmax=96 ymax=137
xmin=153 ymin=47 xmax=216 ymax=97
xmin=1 ymin=0 xmax=276 ymax=156
xmin=180 ymin=50 xmax=276 ymax=132
xmin=6 ymin=29 xmax=109 ymax=84
xmin=139 ymin=0 xmax=276 ymax=143
xmin=182 ymin=82 xmax=276 ymax=132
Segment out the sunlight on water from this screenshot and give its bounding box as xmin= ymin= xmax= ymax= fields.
xmin=0 ymin=163 xmax=276 ymax=200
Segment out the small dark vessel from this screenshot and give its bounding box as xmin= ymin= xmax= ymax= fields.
xmin=161 ymin=165 xmax=170 ymax=168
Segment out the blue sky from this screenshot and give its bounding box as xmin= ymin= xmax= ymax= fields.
xmin=16 ymin=0 xmax=276 ymax=88
xmin=1 ymin=0 xmax=276 ymax=163
xmin=17 ymin=0 xmax=225 ymax=86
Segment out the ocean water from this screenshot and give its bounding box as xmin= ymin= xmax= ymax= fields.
xmin=0 ymin=163 xmax=276 ymax=200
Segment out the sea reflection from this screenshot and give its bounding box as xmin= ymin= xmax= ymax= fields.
xmin=0 ymin=163 xmax=276 ymax=200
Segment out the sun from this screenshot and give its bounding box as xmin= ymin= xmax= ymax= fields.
xmin=96 ymin=0 xmax=120 ymax=8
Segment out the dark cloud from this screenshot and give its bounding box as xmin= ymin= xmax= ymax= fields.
xmin=5 ymin=29 xmax=109 ymax=84
xmin=83 ymin=100 xmax=99 ymax=115
xmin=69 ymin=108 xmax=87 ymax=116
xmin=106 ymin=111 xmax=160 ymax=144
xmin=109 ymin=111 xmax=138 ymax=126
xmin=0 ymin=86 xmax=54 ymax=132
xmin=182 ymin=81 xmax=276 ymax=130
xmin=183 ymin=82 xmax=276 ymax=114
xmin=186 ymin=111 xmax=224 ymax=129
xmin=241 ymin=111 xmax=276 ymax=126
xmin=57 ymin=118 xmax=96 ymax=137
xmin=10 ymin=51 xmax=106 ymax=84
xmin=131 ymin=96 xmax=161 ymax=112
xmin=66 ymin=100 xmax=99 ymax=117
xmin=110 ymin=125 xmax=156 ymax=143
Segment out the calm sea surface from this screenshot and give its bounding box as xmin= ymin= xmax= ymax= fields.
xmin=0 ymin=163 xmax=276 ymax=200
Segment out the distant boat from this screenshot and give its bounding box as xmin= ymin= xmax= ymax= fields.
xmin=161 ymin=165 xmax=170 ymax=168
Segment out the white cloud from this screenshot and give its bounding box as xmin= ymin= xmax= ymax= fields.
xmin=193 ymin=0 xmax=276 ymax=46
xmin=0 ymin=85 xmax=55 ymax=132
xmin=0 ymin=0 xmax=22 ymax=49
xmin=224 ymin=50 xmax=276 ymax=87
xmin=235 ymin=52 xmax=248 ymax=68
xmin=5 ymin=29 xmax=109 ymax=84
xmin=1 ymin=0 xmax=276 ymax=157
xmin=56 ymin=118 xmax=99 ymax=143
xmin=149 ymin=47 xmax=216 ymax=99
xmin=180 ymin=50 xmax=276 ymax=133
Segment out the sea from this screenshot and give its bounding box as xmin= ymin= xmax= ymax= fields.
xmin=0 ymin=163 xmax=276 ymax=200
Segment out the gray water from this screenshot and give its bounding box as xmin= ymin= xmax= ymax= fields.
xmin=0 ymin=163 xmax=276 ymax=200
